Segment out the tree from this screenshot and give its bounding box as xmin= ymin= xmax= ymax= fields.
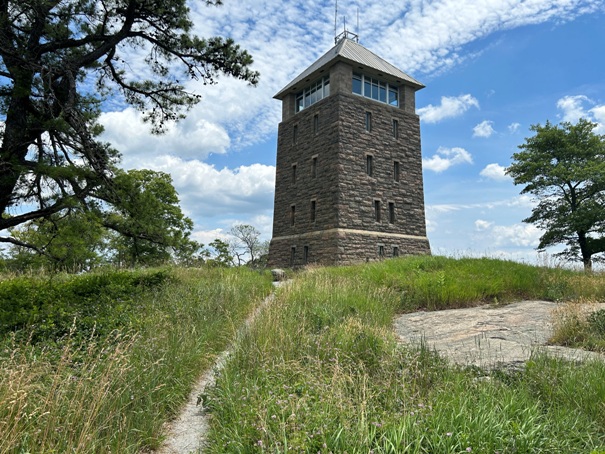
xmin=0 ymin=0 xmax=259 ymax=247
xmin=506 ymin=119 xmax=605 ymax=271
xmin=207 ymin=238 xmax=233 ymax=267
xmin=102 ymin=169 xmax=195 ymax=267
xmin=3 ymin=169 xmax=200 ymax=270
xmin=6 ymin=209 xmax=107 ymax=272
xmin=228 ymin=224 xmax=268 ymax=267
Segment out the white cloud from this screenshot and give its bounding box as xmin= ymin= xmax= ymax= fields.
xmin=480 ymin=163 xmax=510 ymax=181
xmin=423 ymin=146 xmax=473 ymax=173
xmin=473 ymin=120 xmax=495 ymax=138
xmin=132 ymin=156 xmax=275 ymax=223
xmin=97 ymin=1 xmax=605 ymax=160
xmin=508 ymin=122 xmax=521 ymax=133
xmin=379 ymin=0 xmax=604 ymax=76
xmin=556 ymin=95 xmax=592 ymax=122
xmin=417 ymin=94 xmax=479 ymax=123
xmin=491 ymin=224 xmax=542 ymax=247
xmin=475 ymin=219 xmax=494 ymax=231
xmin=556 ymin=95 xmax=605 ymax=133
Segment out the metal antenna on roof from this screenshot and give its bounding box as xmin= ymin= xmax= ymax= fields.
xmin=334 ymin=0 xmax=359 ymax=44
xmin=334 ymin=0 xmax=337 ymax=44
xmin=356 ymin=8 xmax=360 ymax=43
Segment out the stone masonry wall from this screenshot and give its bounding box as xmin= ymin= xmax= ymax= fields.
xmin=268 ymin=61 xmax=430 ymax=268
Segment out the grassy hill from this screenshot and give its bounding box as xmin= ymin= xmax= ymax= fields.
xmin=1 ymin=257 xmax=605 ymax=453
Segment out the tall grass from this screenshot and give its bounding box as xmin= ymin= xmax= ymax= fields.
xmin=0 ymin=267 xmax=272 ymax=453
xmin=205 ymin=256 xmax=605 ymax=453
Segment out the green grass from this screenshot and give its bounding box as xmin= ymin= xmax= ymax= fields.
xmin=3 ymin=256 xmax=605 ymax=453
xmin=0 ymin=266 xmax=273 ymax=453
xmin=205 ymin=256 xmax=605 ymax=453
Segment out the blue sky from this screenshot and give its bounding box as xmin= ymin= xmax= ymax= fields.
xmin=98 ymin=0 xmax=605 ymax=265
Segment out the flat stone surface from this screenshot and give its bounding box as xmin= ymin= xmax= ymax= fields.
xmin=393 ymin=300 xmax=605 ymax=370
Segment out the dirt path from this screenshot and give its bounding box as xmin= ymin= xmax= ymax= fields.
xmin=156 ymin=289 xmax=278 ymax=454
xmin=394 ymin=300 xmax=605 ymax=370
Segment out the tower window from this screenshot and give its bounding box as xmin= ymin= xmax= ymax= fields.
xmin=303 ymin=246 xmax=309 ymax=264
xmin=293 ymin=125 xmax=298 ymax=144
xmin=311 ymin=156 xmax=317 ymax=178
xmin=393 ymin=246 xmax=399 ymax=257
xmin=291 ymin=205 xmax=296 ymax=226
xmin=389 ymin=202 xmax=395 ymax=224
xmin=353 ymin=72 xmax=399 ymax=107
xmin=295 ymin=76 xmax=330 ymax=113
xmin=393 ymin=161 xmax=400 ymax=182
xmin=290 ymin=247 xmax=296 ymax=266
xmin=310 ymin=200 xmax=316 ymax=222
xmin=292 ymin=164 xmax=297 ymax=183
xmin=378 ymin=245 xmax=385 ymax=257
xmin=313 ymin=114 xmax=319 ymax=134
xmin=392 ymin=119 xmax=399 ymax=139
xmin=366 ymin=155 xmax=373 ymax=176
xmin=365 ymin=112 xmax=372 ymax=132
xmin=374 ymin=200 xmax=381 ymax=222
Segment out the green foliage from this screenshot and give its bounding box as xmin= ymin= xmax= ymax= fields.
xmin=551 ymin=304 xmax=605 ymax=352
xmin=6 ymin=209 xmax=106 ymax=272
xmin=0 ymin=266 xmax=273 ymax=453
xmin=0 ymin=268 xmax=172 ymax=341
xmin=103 ymin=169 xmax=196 ymax=267
xmin=208 ymin=238 xmax=235 ymax=267
xmin=507 ymin=119 xmax=605 ymax=270
xmin=0 ymin=0 xmax=258 ymax=247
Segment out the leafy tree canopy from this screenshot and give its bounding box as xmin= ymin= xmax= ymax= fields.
xmin=0 ymin=0 xmax=259 ymax=247
xmin=506 ymin=119 xmax=605 ymax=270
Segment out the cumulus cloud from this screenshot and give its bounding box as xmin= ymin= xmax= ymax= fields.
xmin=556 ymin=95 xmax=605 ymax=133
xmin=97 ymin=0 xmax=605 ymax=160
xmin=480 ymin=163 xmax=510 ymax=181
xmin=423 ymin=146 xmax=473 ymax=173
xmin=417 ymin=94 xmax=479 ymax=123
xmin=475 ymin=219 xmax=494 ymax=231
xmin=473 ymin=120 xmax=495 ymax=138
xmin=491 ymin=224 xmax=542 ymax=247
xmin=508 ymin=122 xmax=521 ymax=133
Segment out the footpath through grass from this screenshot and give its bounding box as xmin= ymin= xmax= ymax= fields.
xmin=0 ymin=266 xmax=273 ymax=453
xmin=206 ymin=256 xmax=605 ymax=453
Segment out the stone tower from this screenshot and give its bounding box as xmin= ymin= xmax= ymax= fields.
xmin=268 ymin=36 xmax=431 ymax=267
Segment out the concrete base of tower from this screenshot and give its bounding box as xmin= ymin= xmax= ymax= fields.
xmin=268 ymin=228 xmax=431 ymax=268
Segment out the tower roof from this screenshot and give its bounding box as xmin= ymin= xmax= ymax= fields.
xmin=274 ymin=38 xmax=424 ymax=100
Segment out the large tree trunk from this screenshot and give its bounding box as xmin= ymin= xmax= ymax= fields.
xmin=0 ymin=74 xmax=35 ymax=218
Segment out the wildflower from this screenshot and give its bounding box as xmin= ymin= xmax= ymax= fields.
xmin=446 ymin=432 xmax=453 ymax=437
xmin=257 ymin=440 xmax=263 ymax=446
xmin=271 ymin=414 xmax=277 ymax=419
xmin=466 ymin=448 xmax=472 ymax=452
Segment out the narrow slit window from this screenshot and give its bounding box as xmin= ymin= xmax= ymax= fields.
xmin=365 ymin=112 xmax=372 ymax=132
xmin=374 ymin=200 xmax=381 ymax=222
xmin=392 ymin=119 xmax=399 ymax=139
xmin=393 ymin=246 xmax=399 ymax=257
xmin=310 ymin=200 xmax=316 ymax=222
xmin=313 ymin=114 xmax=319 ymax=134
xmin=303 ymin=246 xmax=309 ymax=264
xmin=366 ymin=155 xmax=373 ymax=176
xmin=290 ymin=247 xmax=296 ymax=266
xmin=293 ymin=125 xmax=298 ymax=144
xmin=378 ymin=245 xmax=385 ymax=257
xmin=291 ymin=205 xmax=296 ymax=226
xmin=389 ymin=202 xmax=395 ymax=224
xmin=393 ymin=161 xmax=400 ymax=182
xmin=292 ymin=164 xmax=297 ymax=183
xmin=311 ymin=156 xmax=317 ymax=178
